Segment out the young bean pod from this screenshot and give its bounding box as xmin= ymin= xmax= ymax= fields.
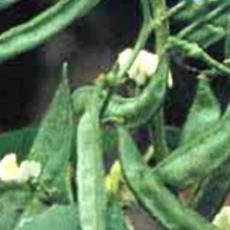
xmin=150 ymin=105 xmax=230 ymax=190
xmin=72 ymin=57 xmax=169 ymax=128
xmin=118 ymin=126 xmax=215 ymax=230
xmin=77 ymin=93 xmax=106 ymax=230
xmin=189 ymin=157 xmax=230 ymax=221
xmin=103 ymin=57 xmax=168 ymax=128
xmin=180 ymin=76 xmax=221 ymax=146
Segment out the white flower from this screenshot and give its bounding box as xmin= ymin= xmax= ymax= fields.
xmin=0 ymin=153 xmax=20 ymax=182
xmin=213 ymin=206 xmax=230 ymax=230
xmin=117 ymin=48 xmax=173 ymax=87
xmin=0 ymin=153 xmax=41 ymax=183
xmin=17 ymin=160 xmax=41 ymax=183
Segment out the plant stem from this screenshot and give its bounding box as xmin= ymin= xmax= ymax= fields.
xmin=150 ymin=0 xmax=169 ymax=160
xmin=225 ymin=15 xmax=230 ymax=62
xmin=104 ymin=1 xmax=187 ymax=87
xmin=178 ymin=3 xmax=230 ymax=39
xmin=168 ymin=37 xmax=230 ymax=76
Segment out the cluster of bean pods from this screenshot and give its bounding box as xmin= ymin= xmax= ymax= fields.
xmin=73 ymin=1 xmax=230 ymax=229
xmin=1 ymin=0 xmax=230 ymax=230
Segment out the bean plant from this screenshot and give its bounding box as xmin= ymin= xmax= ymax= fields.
xmin=0 ymin=0 xmax=230 ymax=229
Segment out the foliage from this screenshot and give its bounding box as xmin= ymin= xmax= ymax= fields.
xmin=1 ymin=0 xmax=230 ymax=229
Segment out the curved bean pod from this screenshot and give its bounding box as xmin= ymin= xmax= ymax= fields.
xmin=72 ymin=57 xmax=169 ymax=128
xmin=150 ymin=111 xmax=230 ymax=190
xmin=180 ymin=77 xmax=221 ymax=146
xmin=118 ymin=126 xmax=215 ymax=230
xmin=0 ymin=0 xmax=101 ymax=62
xmin=189 ymin=157 xmax=230 ymax=221
xmin=103 ymin=57 xmax=169 ymax=128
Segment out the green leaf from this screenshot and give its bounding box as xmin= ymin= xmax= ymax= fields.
xmin=14 ymin=205 xmax=79 ymax=230
xmin=0 ymin=190 xmax=32 ymax=230
xmin=180 ymin=78 xmax=221 ymax=145
xmin=12 ymin=64 xmax=74 ymax=229
xmin=0 ymin=127 xmax=37 ymax=160
xmin=77 ymin=92 xmax=106 ymax=230
xmin=29 ymin=68 xmax=74 ymax=192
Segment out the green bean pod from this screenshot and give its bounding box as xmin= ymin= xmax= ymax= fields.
xmin=0 ymin=0 xmax=101 ymax=62
xmin=118 ymin=126 xmax=215 ymax=230
xmin=104 ymin=57 xmax=168 ymax=128
xmin=180 ymin=76 xmax=221 ymax=146
xmin=77 ymin=93 xmax=106 ymax=230
xmin=72 ymin=86 xmax=101 ymax=117
xmin=189 ymin=157 xmax=230 ymax=221
xmin=72 ymin=57 xmax=169 ymax=128
xmin=150 ymin=107 xmax=230 ymax=190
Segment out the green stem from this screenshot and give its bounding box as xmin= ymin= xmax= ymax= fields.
xmin=178 ymin=3 xmax=230 ymax=39
xmin=225 ymin=15 xmax=230 ymax=63
xmin=104 ymin=1 xmax=187 ymax=86
xmin=150 ymin=0 xmax=169 ymax=160
xmin=168 ymin=37 xmax=230 ymax=76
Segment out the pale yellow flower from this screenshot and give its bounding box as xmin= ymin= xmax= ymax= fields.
xmin=105 ymin=160 xmax=122 ymax=194
xmin=117 ymin=48 xmax=173 ymax=87
xmin=213 ymin=206 xmax=230 ymax=230
xmin=0 ymin=153 xmax=41 ymax=183
xmin=0 ymin=153 xmax=20 ymax=182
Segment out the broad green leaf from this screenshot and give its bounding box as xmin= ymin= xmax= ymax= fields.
xmin=0 ymin=127 xmax=37 ymax=160
xmin=77 ymin=93 xmax=106 ymax=230
xmin=180 ymin=78 xmax=221 ymax=145
xmin=0 ymin=190 xmax=31 ymax=230
xmin=14 ymin=205 xmax=79 ymax=230
xmin=13 ymin=68 xmax=74 ymax=229
xmin=29 ymin=70 xmax=74 ymax=192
